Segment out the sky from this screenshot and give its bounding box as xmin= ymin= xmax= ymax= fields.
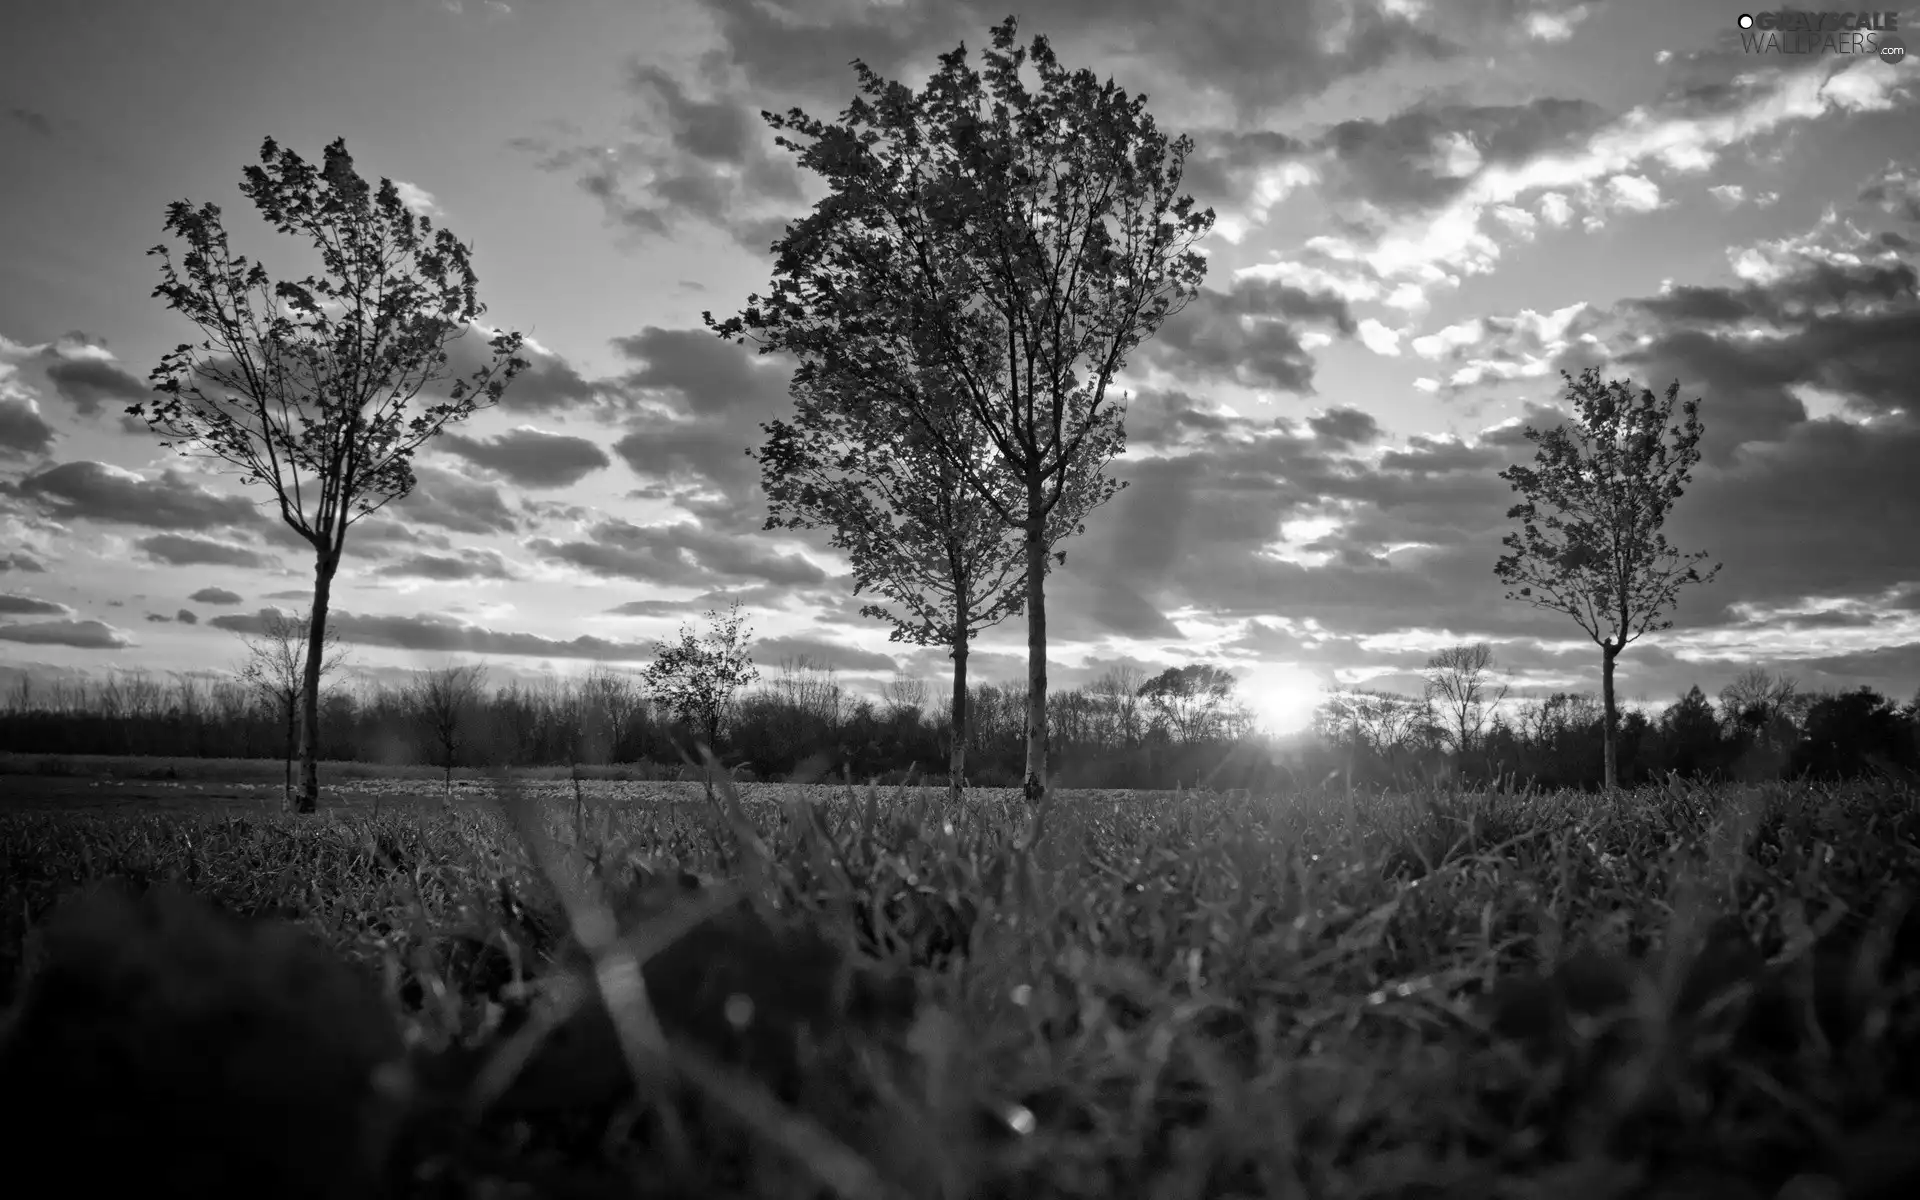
xmin=2 ymin=0 xmax=1917 ymax=736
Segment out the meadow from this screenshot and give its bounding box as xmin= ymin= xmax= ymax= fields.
xmin=1 ymin=756 xmax=1917 ymax=1200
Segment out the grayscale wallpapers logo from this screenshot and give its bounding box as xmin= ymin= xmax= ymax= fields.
xmin=1735 ymin=11 xmax=1905 ymax=60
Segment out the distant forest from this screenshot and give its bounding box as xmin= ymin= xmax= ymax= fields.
xmin=3 ymin=658 xmax=1915 ymax=793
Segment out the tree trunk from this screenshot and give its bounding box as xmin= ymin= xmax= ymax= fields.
xmin=1601 ymin=641 xmax=1620 ymax=792
xmin=948 ymin=633 xmax=970 ymax=807
xmin=1021 ymin=480 xmax=1049 ymax=807
xmin=282 ymin=695 xmax=297 ymax=805
xmin=295 ymin=551 xmax=339 ymax=815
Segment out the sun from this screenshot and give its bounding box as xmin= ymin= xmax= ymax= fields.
xmin=1236 ymin=664 xmax=1325 ymax=736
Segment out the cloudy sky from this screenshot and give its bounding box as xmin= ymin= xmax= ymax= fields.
xmin=2 ymin=0 xmax=1916 ymax=733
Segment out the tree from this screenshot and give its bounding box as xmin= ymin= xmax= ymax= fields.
xmin=1137 ymin=664 xmax=1238 ymax=744
xmin=1422 ymin=643 xmax=1509 ymax=760
xmin=1089 ymin=664 xmax=1148 ymax=748
xmin=882 ymin=670 xmax=929 ymax=720
xmin=1791 ymin=686 xmax=1919 ymax=780
xmin=409 ymin=662 xmax=488 ymax=800
xmin=707 ymin=17 xmax=1213 ymax=806
xmin=133 ymin=137 xmax=527 ymax=813
xmin=642 ymin=601 xmax=760 ymax=754
xmin=753 ymin=371 xmax=1071 ymax=803
xmin=1660 ymin=684 xmax=1726 ymax=780
xmin=234 ymin=607 xmax=348 ymax=807
xmin=1313 ymin=688 xmax=1440 ymax=784
xmin=1494 ymin=368 xmax=1721 ymax=790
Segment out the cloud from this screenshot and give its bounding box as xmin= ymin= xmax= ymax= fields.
xmin=0 ymin=619 xmax=132 ymax=649
xmin=605 ymin=326 xmax=792 ymax=512
xmin=389 ymin=465 xmax=521 ymax=535
xmin=392 ymin=181 xmax=444 ymax=217
xmin=145 ymin=609 xmax=200 ymax=625
xmin=0 ymin=552 xmax=46 ymax=573
xmin=1250 ymin=53 xmax=1916 ymax=307
xmin=1140 ymin=278 xmax=1356 ymax=392
xmin=4 ymin=461 xmax=262 ymax=530
xmin=210 ymin=607 xmax=653 ymax=661
xmin=1408 ymin=301 xmax=1597 ymax=395
xmin=530 ymin=517 xmax=827 ymax=588
xmin=436 ymin=426 xmax=613 ymax=488
xmin=189 ymin=586 xmax=243 ymax=605
xmin=0 ymin=394 xmax=57 ymax=457
xmin=372 ymin=548 xmax=519 ymax=581
xmin=1858 ymin=160 xmax=1920 ymax=223
xmin=751 ymin=635 xmax=898 ymax=674
xmin=42 ymin=356 xmax=149 ymax=418
xmin=0 ymin=593 xmax=70 ymax=616
xmin=136 ymin=533 xmax=276 ymax=569
xmin=1308 ymin=96 xmax=1610 ymax=216
xmin=7 ymin=107 xmax=54 ymax=136
xmin=512 ymin=60 xmax=804 ymax=254
xmin=1307 ymin=407 xmax=1383 ymax=447
xmin=694 ymin=0 xmax=1469 ymax=122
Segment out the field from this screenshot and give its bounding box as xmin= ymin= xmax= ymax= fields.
xmin=2 ymin=755 xmax=1918 ymax=1200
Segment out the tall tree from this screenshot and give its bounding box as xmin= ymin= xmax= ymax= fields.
xmin=707 ymin=17 xmax=1212 ymax=806
xmin=643 ymin=600 xmax=760 ymax=754
xmin=753 ymin=368 xmax=1097 ymax=802
xmin=1421 ymin=642 xmax=1509 ymax=760
xmin=133 ymin=136 xmax=527 ymax=812
xmin=233 ymin=607 xmax=348 ymax=807
xmin=1495 ymin=368 xmax=1721 ymax=790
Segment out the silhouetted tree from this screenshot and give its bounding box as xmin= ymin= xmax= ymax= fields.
xmin=1138 ymin=664 xmax=1239 ymax=744
xmin=409 ymin=662 xmax=487 ymax=798
xmin=1660 ymin=685 xmax=1725 ymax=780
xmin=1791 ymin=686 xmax=1918 ymax=780
xmin=642 ymin=601 xmax=759 ymax=754
xmin=1422 ymin=642 xmax=1509 ymax=763
xmin=708 ymin=17 xmax=1213 ymax=806
xmin=134 ymin=136 xmax=527 ymax=812
xmin=1495 ymin=368 xmax=1721 ymax=790
xmin=753 ymin=369 xmax=1079 ymax=803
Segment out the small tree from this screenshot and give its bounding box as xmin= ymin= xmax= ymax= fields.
xmin=1495 ymin=368 xmax=1722 ymax=790
xmin=133 ymin=137 xmax=527 ymax=812
xmin=708 ymin=17 xmax=1213 ymax=806
xmin=410 ymin=662 xmax=488 ymax=799
xmin=642 ymin=600 xmax=760 ymax=755
xmin=1422 ymin=643 xmax=1509 ymax=762
xmin=234 ymin=607 xmax=348 ymax=806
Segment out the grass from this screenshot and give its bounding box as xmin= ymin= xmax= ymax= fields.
xmin=1 ymin=764 xmax=1917 ymax=1199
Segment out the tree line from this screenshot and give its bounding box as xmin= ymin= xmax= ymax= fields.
xmin=6 ymin=640 xmax=1913 ymax=792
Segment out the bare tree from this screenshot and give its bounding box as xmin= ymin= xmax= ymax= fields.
xmin=1089 ymin=664 xmax=1149 ymax=749
xmin=1495 ymin=368 xmax=1721 ymax=790
xmin=1422 ymin=643 xmax=1510 ymax=759
xmin=235 ymin=607 xmax=349 ymax=805
xmin=708 ymin=18 xmax=1213 ymax=807
xmin=133 ymin=136 xmax=527 ymax=812
xmin=410 ymin=662 xmax=488 ymax=800
xmin=882 ymin=670 xmax=929 ymax=720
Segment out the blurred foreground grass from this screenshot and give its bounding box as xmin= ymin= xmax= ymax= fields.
xmin=1 ymin=769 xmax=1917 ymax=1200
